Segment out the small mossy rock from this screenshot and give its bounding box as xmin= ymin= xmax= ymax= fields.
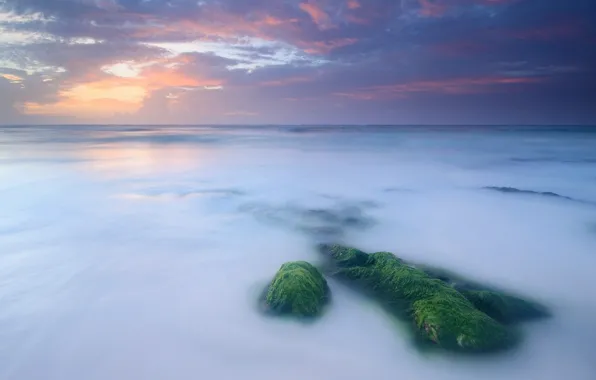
xmin=460 ymin=290 xmax=550 ymax=324
xmin=264 ymin=261 xmax=329 ymax=318
xmin=319 ymin=244 xmax=515 ymax=353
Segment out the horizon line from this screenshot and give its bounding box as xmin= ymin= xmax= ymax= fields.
xmin=2 ymin=124 xmax=596 ymax=128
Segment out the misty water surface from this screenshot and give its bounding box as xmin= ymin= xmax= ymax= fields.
xmin=1 ymin=125 xmax=596 ymax=380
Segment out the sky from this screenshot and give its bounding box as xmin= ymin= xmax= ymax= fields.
xmin=0 ymin=0 xmax=595 ymax=125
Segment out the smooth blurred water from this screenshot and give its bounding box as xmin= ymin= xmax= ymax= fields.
xmin=1 ymin=125 xmax=596 ymax=380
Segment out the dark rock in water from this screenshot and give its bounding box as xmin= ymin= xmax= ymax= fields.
xmin=483 ymin=186 xmax=574 ymax=201
xmin=486 ymin=186 xmax=596 ymax=206
xmin=384 ymin=187 xmax=416 ymax=194
xmin=303 ymin=209 xmax=341 ymax=224
xmin=319 ymin=245 xmax=517 ymax=353
xmin=240 ymin=201 xmax=376 ymax=240
xmin=263 ymin=261 xmax=330 ymax=319
xmin=299 ymin=225 xmax=344 ymax=238
xmin=511 ymin=157 xmax=596 ymax=164
xmin=301 ymin=207 xmax=372 ymax=228
xmin=417 ymin=265 xmax=550 ymax=324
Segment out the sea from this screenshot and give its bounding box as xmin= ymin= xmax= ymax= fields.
xmin=1 ymin=125 xmax=595 ymax=380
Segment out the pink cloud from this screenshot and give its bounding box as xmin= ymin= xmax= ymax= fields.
xmin=335 ymin=75 xmax=544 ymax=100
xmin=418 ymin=0 xmax=450 ymax=18
xmin=347 ymin=0 xmax=361 ymax=10
xmin=259 ymin=76 xmax=314 ymax=87
xmin=299 ymin=1 xmax=335 ymax=30
xmin=300 ymin=38 xmax=359 ymax=54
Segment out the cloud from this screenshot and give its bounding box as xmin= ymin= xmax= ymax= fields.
xmin=335 ymin=75 xmax=545 ymax=100
xmin=347 ymin=0 xmax=361 ymax=10
xmin=259 ymin=75 xmax=314 ymax=87
xmin=299 ymin=38 xmax=359 ymax=54
xmin=299 ymin=2 xmax=335 ymax=30
xmin=0 ymin=0 xmax=595 ymax=124
xmin=225 ymin=110 xmax=259 ymax=116
xmin=418 ymin=0 xmax=450 ymax=17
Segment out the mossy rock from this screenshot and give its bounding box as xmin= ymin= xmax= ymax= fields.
xmin=324 ymin=244 xmax=373 ymax=268
xmin=319 ymin=244 xmax=517 ymax=353
xmin=417 ymin=265 xmax=550 ymax=324
xmin=460 ymin=290 xmax=549 ymax=324
xmin=264 ymin=261 xmax=330 ymax=319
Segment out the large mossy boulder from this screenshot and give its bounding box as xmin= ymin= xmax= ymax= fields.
xmin=319 ymin=245 xmax=518 ymax=353
xmin=264 ymin=261 xmax=330 ymax=319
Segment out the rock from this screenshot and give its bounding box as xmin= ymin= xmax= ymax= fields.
xmin=322 ymin=244 xmax=372 ymax=268
xmin=482 ymin=186 xmax=580 ymax=202
xmin=460 ymin=290 xmax=550 ymax=324
xmin=483 ymin=186 xmax=596 ymax=206
xmin=240 ymin=202 xmax=376 ymax=241
xmin=319 ymin=244 xmax=517 ymax=353
xmin=264 ymin=261 xmax=330 ymax=319
xmin=417 ymin=265 xmax=550 ymax=324
xmin=484 ymin=186 xmax=565 ymax=198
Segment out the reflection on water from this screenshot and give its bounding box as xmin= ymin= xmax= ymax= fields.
xmin=77 ymin=143 xmax=216 ymax=177
xmin=1 ymin=125 xmax=596 ymax=380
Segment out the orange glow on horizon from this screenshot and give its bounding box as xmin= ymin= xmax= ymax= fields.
xmin=23 ymin=97 xmax=142 ymax=117
xmin=20 ymin=54 xmax=223 ymax=119
xmin=64 ymin=82 xmax=147 ymax=103
xmin=22 ymin=78 xmax=146 ymax=118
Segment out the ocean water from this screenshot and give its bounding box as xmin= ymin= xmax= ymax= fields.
xmin=1 ymin=125 xmax=595 ymax=380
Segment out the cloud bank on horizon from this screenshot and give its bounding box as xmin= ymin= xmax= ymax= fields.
xmin=1 ymin=0 xmax=595 ymax=125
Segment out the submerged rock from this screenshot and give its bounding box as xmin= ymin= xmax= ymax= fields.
xmin=240 ymin=201 xmax=376 ymax=241
xmin=483 ymin=186 xmax=596 ymax=206
xmin=484 ymin=186 xmax=563 ymax=197
xmin=319 ymin=245 xmax=521 ymax=353
xmin=264 ymin=261 xmax=330 ymax=319
xmin=483 ymin=186 xmax=576 ymax=201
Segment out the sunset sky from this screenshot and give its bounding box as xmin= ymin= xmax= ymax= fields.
xmin=1 ymin=0 xmax=595 ymax=125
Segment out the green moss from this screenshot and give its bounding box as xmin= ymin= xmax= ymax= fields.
xmin=460 ymin=290 xmax=550 ymax=324
xmin=319 ymin=244 xmax=516 ymax=353
xmin=417 ymin=265 xmax=550 ymax=324
xmin=412 ymin=296 xmax=514 ymax=352
xmin=264 ymin=261 xmax=330 ymax=319
xmin=321 ymin=244 xmax=372 ymax=268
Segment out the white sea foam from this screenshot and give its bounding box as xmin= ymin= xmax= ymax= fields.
xmin=1 ymin=126 xmax=595 ymax=380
